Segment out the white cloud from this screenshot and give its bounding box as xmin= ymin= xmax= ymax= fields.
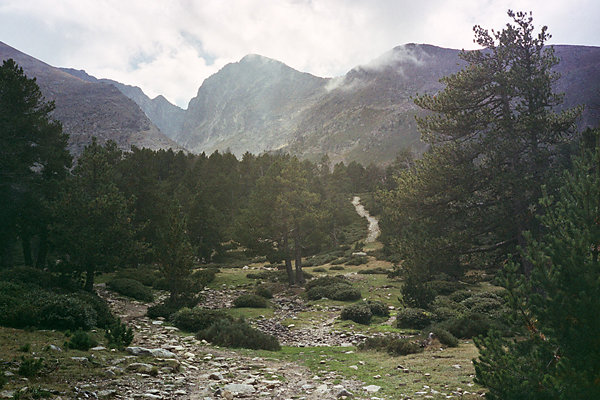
xmin=0 ymin=0 xmax=598 ymax=108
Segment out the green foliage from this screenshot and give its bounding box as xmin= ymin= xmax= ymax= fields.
xmin=39 ymin=295 xmax=98 ymax=331
xmin=104 ymin=318 xmax=134 ymax=350
xmin=18 ymin=356 xmax=44 ymax=377
xmin=171 ymin=308 xmax=233 ymax=332
xmin=312 ymin=267 xmax=326 ymax=272
xmin=233 ymin=294 xmax=268 ymax=308
xmin=474 ymin=130 xmax=600 ymax=399
xmin=431 ymin=327 xmax=459 ymax=348
xmin=305 ymin=275 xmax=361 ymax=301
xmin=439 ymin=313 xmax=498 ymax=339
xmin=340 ymin=302 xmax=372 ymax=324
xmin=366 ymin=300 xmax=390 ymax=317
xmin=115 ymin=267 xmax=159 ymax=287
xmin=345 ymin=255 xmax=368 ymax=265
xmin=146 ymin=302 xmax=180 ymax=320
xmin=254 ymin=285 xmax=273 ymax=299
xmin=357 ymin=267 xmax=388 ymax=275
xmin=386 ymin=339 xmax=424 ymax=356
xmin=358 ymin=336 xmax=423 ymax=356
xmin=396 ymin=307 xmax=432 ymax=330
xmin=66 ymin=330 xmax=97 ymax=351
xmin=18 ymin=343 xmax=31 ymax=352
xmin=400 ymin=272 xmax=436 ymax=308
xmin=328 ymin=265 xmax=345 ymax=271
xmin=197 ymin=318 xmax=280 ymax=351
xmin=107 ymin=278 xmax=154 ymax=302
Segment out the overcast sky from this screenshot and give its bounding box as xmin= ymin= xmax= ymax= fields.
xmin=1 ymin=0 xmax=598 ymax=108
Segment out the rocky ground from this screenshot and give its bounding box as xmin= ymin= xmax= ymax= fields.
xmin=89 ymin=286 xmax=371 ymax=400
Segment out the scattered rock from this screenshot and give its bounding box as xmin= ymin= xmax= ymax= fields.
xmin=363 ymin=385 xmax=381 ymax=393
xmin=223 ymin=383 xmax=256 ymax=394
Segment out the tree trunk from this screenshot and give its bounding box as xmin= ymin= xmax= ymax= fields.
xmin=293 ymin=228 xmax=305 ymax=285
xmin=283 ymin=232 xmax=295 ymax=285
xmin=35 ymin=228 xmax=48 ymax=269
xmin=21 ymin=234 xmax=32 ymax=267
xmin=84 ymin=265 xmax=95 ymax=292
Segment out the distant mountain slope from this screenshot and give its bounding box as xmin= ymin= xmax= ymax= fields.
xmin=58 ymin=43 xmax=600 ymax=164
xmin=179 ymin=54 xmax=327 ymax=155
xmin=0 ymin=41 xmax=181 ymax=156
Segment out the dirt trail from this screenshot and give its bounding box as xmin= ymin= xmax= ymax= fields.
xmin=96 ymin=286 xmax=367 ymax=399
xmin=351 ymin=196 xmax=380 ymax=243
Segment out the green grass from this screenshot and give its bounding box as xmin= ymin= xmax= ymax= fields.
xmin=243 ymin=343 xmax=484 ymax=399
xmin=225 ymin=307 xmax=275 ymax=320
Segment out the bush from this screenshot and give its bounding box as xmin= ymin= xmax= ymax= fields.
xmin=312 ymin=267 xmax=327 ymax=273
xmin=254 ymin=285 xmax=273 ymax=299
xmin=39 ymin=295 xmax=98 ymax=331
xmin=171 ymin=308 xmax=232 ymax=332
xmin=18 ymin=357 xmax=44 ymax=377
xmin=438 ymin=313 xmax=498 ymax=339
xmin=340 ymin=303 xmax=372 ymax=324
xmin=367 ymin=300 xmax=390 ymax=317
xmin=358 ymin=267 xmax=388 ymax=274
xmin=233 ymin=294 xmax=268 ymax=308
xmin=401 ymin=274 xmax=436 ymax=308
xmin=387 ymin=339 xmax=424 ymax=356
xmin=116 ymin=267 xmax=158 ymax=287
xmin=345 ymin=256 xmax=368 ymax=266
xmin=428 ymin=280 xmax=464 ymax=296
xmin=431 ymin=327 xmax=459 ymax=347
xmin=449 ymin=290 xmax=473 ymax=303
xmin=330 ymin=257 xmax=348 ymax=265
xmin=197 ymin=318 xmax=280 ymax=351
xmin=66 ymin=330 xmax=97 ymax=351
xmin=329 ymin=286 xmax=362 ymax=301
xmin=107 ymin=278 xmax=154 ymax=302
xmin=396 ymin=307 xmax=432 ymax=330
xmin=358 ymin=336 xmax=423 ymax=356
xmin=189 ymin=268 xmax=218 ymax=290
xmin=0 ymin=266 xmax=56 ymax=289
xmin=461 ymin=292 xmax=506 ymax=316
xmin=152 ymin=277 xmax=170 ymax=291
xmin=74 ymin=291 xmax=115 ymax=328
xmin=105 ymin=319 xmax=134 ymax=349
xmin=147 ymin=302 xmax=179 ymax=319
xmin=329 ymin=265 xmax=345 ymax=271
xmin=305 ymin=275 xmax=349 ymax=290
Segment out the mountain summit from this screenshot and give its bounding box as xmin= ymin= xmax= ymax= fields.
xmin=0 ymin=41 xmax=181 ymax=156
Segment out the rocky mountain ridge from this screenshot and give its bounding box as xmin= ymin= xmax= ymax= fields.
xmin=0 ymin=41 xmax=181 ymax=156
xmin=58 ymin=43 xmax=600 ymax=164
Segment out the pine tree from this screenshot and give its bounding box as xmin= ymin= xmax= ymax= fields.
xmin=380 ymin=11 xmax=579 ymax=301
xmin=474 ymin=128 xmax=600 ymax=399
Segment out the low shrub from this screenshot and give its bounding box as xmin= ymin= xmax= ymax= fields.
xmin=367 ymin=300 xmax=389 ymax=317
xmin=107 ymin=278 xmax=154 ymax=302
xmin=147 ymin=302 xmax=180 ymax=319
xmin=428 ymin=280 xmax=464 ymax=296
xmin=461 ymin=292 xmax=506 ymax=316
xmin=116 ymin=267 xmax=158 ymax=287
xmin=18 ymin=357 xmax=44 ymax=377
xmin=190 ymin=268 xmax=218 ymax=290
xmin=254 ymin=285 xmax=273 ymax=299
xmin=171 ymin=308 xmax=232 ymax=332
xmin=152 ymin=277 xmax=170 ymax=291
xmin=66 ymin=330 xmax=97 ymax=351
xmin=387 ymin=339 xmax=424 ymax=356
xmin=358 ymin=336 xmax=423 ymax=356
xmin=74 ymin=291 xmax=115 ymax=328
xmin=438 ymin=313 xmax=498 ymax=339
xmin=345 ymin=256 xmax=368 ymax=266
xmin=233 ymin=294 xmax=268 ymax=308
xmin=105 ymin=319 xmax=134 ymax=349
xmin=39 ymin=295 xmax=98 ymax=331
xmin=449 ymin=290 xmax=473 ymax=303
xmin=431 ymin=327 xmax=459 ymax=347
xmin=312 ymin=267 xmax=327 ymax=273
xmin=329 ymin=265 xmax=345 ymax=271
xmin=329 ymin=286 xmax=361 ymax=301
xmin=306 ymin=286 xmax=329 ymax=300
xmin=305 ymin=275 xmax=349 ymax=290
xmin=396 ymin=307 xmax=432 ymax=330
xmin=401 ymin=274 xmax=436 ymax=308
xmin=358 ymin=267 xmax=388 ymax=275
xmin=340 ymin=303 xmax=372 ymax=324
xmin=330 ymin=257 xmax=348 ymax=265
xmin=197 ymin=318 xmax=280 ymax=351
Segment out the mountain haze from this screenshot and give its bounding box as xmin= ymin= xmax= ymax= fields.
xmin=60 ymin=43 xmax=600 ymax=164
xmin=0 ymin=41 xmax=181 ymax=156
